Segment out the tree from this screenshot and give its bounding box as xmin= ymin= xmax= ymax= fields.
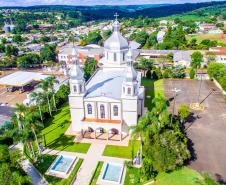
xmin=207 ymin=63 xmax=225 ymax=79
xmin=40 ymin=44 xmax=56 ymax=62
xmin=38 ymin=79 xmax=52 ymax=116
xmin=12 ymin=34 xmax=24 ymax=44
xmin=191 ymin=51 xmax=203 ymax=69
xmin=16 ymin=53 xmax=41 ymax=69
xmin=45 ymin=76 xmax=59 ymax=111
xmin=25 ymin=110 xmax=43 ymax=155
xmin=134 ymin=31 xmax=149 ymax=47
xmin=144 ymin=31 xmax=157 ymax=49
xmin=189 ymin=68 xmax=195 ymax=79
xmin=5 ymin=45 xmax=18 ymax=57
xmin=84 ymin=58 xmax=97 ymax=80
xmin=29 ymin=92 xmax=44 ymax=121
xmin=102 ymin=30 xmax=112 ymax=40
xmin=133 ymin=96 xmax=190 ymax=178
xmin=178 ymin=104 xmax=191 ymax=124
xmin=138 ymin=57 xmax=153 ymax=77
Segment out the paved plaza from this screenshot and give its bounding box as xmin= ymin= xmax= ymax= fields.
xmin=164 ymin=79 xmax=226 ymax=182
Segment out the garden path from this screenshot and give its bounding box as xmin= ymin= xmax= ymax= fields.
xmin=43 ymin=142 xmax=129 ymax=185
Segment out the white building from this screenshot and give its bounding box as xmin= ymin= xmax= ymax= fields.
xmin=68 ymin=20 xmax=145 ymax=140
xmin=157 ymin=30 xmax=166 ymax=43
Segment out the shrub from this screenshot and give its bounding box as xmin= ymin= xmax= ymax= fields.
xmin=189 ymin=68 xmax=195 ymax=79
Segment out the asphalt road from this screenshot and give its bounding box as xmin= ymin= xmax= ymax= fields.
xmin=164 ymin=79 xmax=226 ymax=182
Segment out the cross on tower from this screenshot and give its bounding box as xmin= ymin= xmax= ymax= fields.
xmin=114 ymin=12 xmax=119 ymax=21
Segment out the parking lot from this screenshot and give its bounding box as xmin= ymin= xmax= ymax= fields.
xmin=164 ymin=79 xmax=226 ymax=182
xmin=0 ymin=85 xmax=28 ymax=107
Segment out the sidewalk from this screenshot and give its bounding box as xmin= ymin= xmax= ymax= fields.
xmin=11 ymin=144 xmax=48 ymax=185
xmin=73 ymin=143 xmax=106 ymax=185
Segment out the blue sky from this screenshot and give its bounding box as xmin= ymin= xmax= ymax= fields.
xmin=0 ymin=0 xmax=225 ymax=6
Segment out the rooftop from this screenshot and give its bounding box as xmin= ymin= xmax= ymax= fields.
xmin=0 ymin=71 xmax=49 ymax=87
xmin=85 ymin=69 xmax=125 ymax=100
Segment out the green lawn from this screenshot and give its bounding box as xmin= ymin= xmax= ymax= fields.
xmin=103 ymin=140 xmax=140 ymax=159
xmin=89 ymin=161 xmax=104 ymax=185
xmin=141 ymin=78 xmax=165 ymax=110
xmin=155 ymin=167 xmax=202 ymax=185
xmin=41 ymin=104 xmax=90 ymax=153
xmin=124 ymin=167 xmax=202 ymax=185
xmin=124 ymin=166 xmax=143 ymax=185
xmin=35 ymin=154 xmax=83 ymax=185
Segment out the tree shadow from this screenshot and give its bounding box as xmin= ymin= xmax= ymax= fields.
xmin=215 ymin=174 xmax=226 ymax=184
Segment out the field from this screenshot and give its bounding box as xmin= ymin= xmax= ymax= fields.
xmin=186 ymin=33 xmax=225 ymax=43
xmin=141 ymin=78 xmax=165 ymax=110
xmin=124 ymin=167 xmax=203 ymax=185
xmin=102 ymin=140 xmax=140 ymax=159
xmin=41 ymin=104 xmax=90 ymax=153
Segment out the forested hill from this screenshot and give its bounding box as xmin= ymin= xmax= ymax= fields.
xmin=1 ymin=1 xmax=226 ymax=21
xmin=80 ymin=1 xmax=226 ymax=20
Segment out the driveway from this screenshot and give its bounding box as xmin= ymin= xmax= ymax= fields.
xmin=164 ymin=79 xmax=226 ymax=182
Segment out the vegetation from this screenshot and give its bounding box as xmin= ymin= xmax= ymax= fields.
xmin=155 ymin=167 xmax=202 ymax=185
xmin=40 ymin=44 xmax=57 ymax=62
xmin=84 ymin=58 xmax=97 ymax=80
xmin=0 ymin=145 xmax=31 ymax=185
xmin=178 ymin=105 xmax=191 ymax=124
xmin=191 ymin=51 xmax=204 ymax=69
xmin=16 ymin=53 xmax=41 ymax=69
xmin=132 ymin=96 xmax=190 ymax=180
xmin=103 ymin=140 xmax=140 ymax=159
xmin=207 ymin=63 xmax=226 ymax=91
xmin=89 ymin=161 xmax=104 ymax=185
xmin=35 ymin=154 xmax=83 ymax=185
xmin=189 ymin=68 xmax=196 ymax=79
xmin=41 ymin=104 xmax=90 ymax=153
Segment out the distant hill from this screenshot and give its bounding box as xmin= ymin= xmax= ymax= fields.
xmin=1 ymin=1 xmax=226 ymax=21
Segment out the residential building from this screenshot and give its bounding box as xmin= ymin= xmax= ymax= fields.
xmin=209 ymin=47 xmax=226 ymax=66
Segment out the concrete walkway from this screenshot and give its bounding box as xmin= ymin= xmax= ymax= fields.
xmin=21 ymin=159 xmax=48 ymax=185
xmin=11 ymin=144 xmax=48 ymax=185
xmin=42 ymin=143 xmax=129 ymax=185
xmin=73 ymin=143 xmax=106 ymax=185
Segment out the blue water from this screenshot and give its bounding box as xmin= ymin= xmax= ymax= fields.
xmin=102 ymin=163 xmax=122 ymax=182
xmin=51 ymin=156 xmax=73 ymax=172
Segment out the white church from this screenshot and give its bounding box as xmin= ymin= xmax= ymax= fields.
xmin=68 ymin=18 xmax=145 ymax=140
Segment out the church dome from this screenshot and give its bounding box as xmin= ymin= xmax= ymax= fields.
xmin=104 ymin=20 xmax=129 ymax=50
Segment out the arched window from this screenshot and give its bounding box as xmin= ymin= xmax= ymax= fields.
xmin=100 ymin=104 xmax=105 ymax=119
xmin=107 ymin=52 xmax=109 ymax=60
xmin=128 ymin=87 xmax=131 ymax=95
xmin=73 ymin=85 xmax=77 ymax=93
xmin=123 ymin=87 xmax=125 ymax=94
xmin=87 ymin=104 xmax=92 ymax=114
xmin=113 ymin=105 xmax=118 ymax=116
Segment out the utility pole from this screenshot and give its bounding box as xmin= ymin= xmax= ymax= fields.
xmin=197 ymin=69 xmax=203 ymax=104
xmin=170 ymin=87 xmax=181 ymax=126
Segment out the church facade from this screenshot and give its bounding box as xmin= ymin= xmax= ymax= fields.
xmin=68 ymin=19 xmax=145 ymax=140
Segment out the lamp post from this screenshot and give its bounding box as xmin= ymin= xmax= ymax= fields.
xmin=170 ymin=87 xmax=181 ymax=126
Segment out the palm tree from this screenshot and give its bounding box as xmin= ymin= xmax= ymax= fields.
xmin=29 ymin=92 xmax=44 ymax=121
xmin=38 ymin=79 xmax=52 ymax=116
xmin=15 ymin=103 xmax=27 ymax=130
xmin=26 ymin=111 xmax=44 ymax=155
xmin=46 ymin=76 xmax=59 ymax=111
xmin=131 ymin=115 xmax=149 ymax=165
